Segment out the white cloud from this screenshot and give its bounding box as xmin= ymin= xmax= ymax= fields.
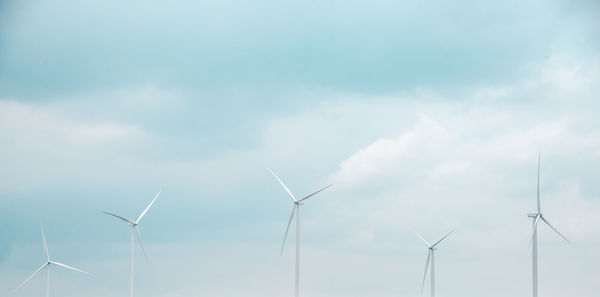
xmin=537 ymin=54 xmax=600 ymax=93
xmin=0 ymin=98 xmax=153 ymax=189
xmin=330 ymin=114 xmax=452 ymax=187
xmin=0 ymin=100 xmax=146 ymax=147
xmin=330 ymin=53 xmax=600 ymax=192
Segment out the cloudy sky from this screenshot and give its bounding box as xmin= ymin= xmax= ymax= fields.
xmin=1 ymin=0 xmax=599 ymax=296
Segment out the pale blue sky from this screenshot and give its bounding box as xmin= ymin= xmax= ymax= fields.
xmin=1 ymin=1 xmax=599 ymax=296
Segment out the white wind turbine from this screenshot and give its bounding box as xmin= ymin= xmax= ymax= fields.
xmin=103 ymin=190 xmax=161 ymax=297
xmin=528 ymin=152 xmax=570 ymax=297
xmin=14 ymin=224 xmax=91 ymax=297
xmin=269 ymin=169 xmax=332 ymax=297
xmin=413 ymin=228 xmax=455 ymax=297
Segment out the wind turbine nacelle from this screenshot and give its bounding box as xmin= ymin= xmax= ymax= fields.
xmin=527 ymin=213 xmax=538 ymax=218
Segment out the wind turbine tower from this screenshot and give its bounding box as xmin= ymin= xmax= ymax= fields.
xmin=528 ymin=152 xmax=570 ymax=297
xmin=104 ymin=190 xmax=161 ymax=297
xmin=413 ymin=228 xmax=455 ymax=297
xmin=269 ymin=169 xmax=332 ymax=297
xmin=14 ymin=224 xmax=91 ymax=297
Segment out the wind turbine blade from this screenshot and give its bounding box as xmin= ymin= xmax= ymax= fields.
xmin=541 ymin=217 xmax=571 ymax=243
xmin=51 ymin=261 xmax=92 ymax=275
xmin=529 ymin=215 xmax=541 ymax=248
xmin=136 ymin=190 xmax=161 ymax=224
xmin=421 ymin=251 xmax=431 ymax=294
xmin=135 ymin=226 xmax=152 ymax=268
xmin=431 ymin=228 xmax=455 ymax=248
xmin=268 ymin=169 xmax=297 ymax=202
xmin=280 ymin=205 xmax=297 ymax=255
xmin=103 ymin=211 xmax=135 ymax=224
xmin=297 ymin=184 xmax=333 ymax=202
xmin=411 ymin=228 xmax=431 ymax=248
xmin=40 ymin=224 xmax=50 ymax=261
xmin=537 ymin=151 xmax=541 ymax=213
xmin=14 ymin=263 xmax=48 ymax=292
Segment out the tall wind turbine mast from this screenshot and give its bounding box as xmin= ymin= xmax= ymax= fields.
xmin=528 ymin=152 xmax=570 ymax=297
xmin=104 ymin=190 xmax=161 ymax=297
xmin=14 ymin=224 xmax=91 ymax=297
xmin=413 ymin=228 xmax=454 ymax=297
xmin=269 ymin=169 xmax=332 ymax=297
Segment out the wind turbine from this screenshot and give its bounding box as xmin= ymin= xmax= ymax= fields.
xmin=14 ymin=224 xmax=91 ymax=297
xmin=103 ymin=190 xmax=161 ymax=297
xmin=413 ymin=228 xmax=455 ymax=297
xmin=528 ymin=152 xmax=570 ymax=297
xmin=269 ymin=169 xmax=332 ymax=297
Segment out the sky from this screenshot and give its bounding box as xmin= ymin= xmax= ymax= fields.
xmin=0 ymin=0 xmax=599 ymax=296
